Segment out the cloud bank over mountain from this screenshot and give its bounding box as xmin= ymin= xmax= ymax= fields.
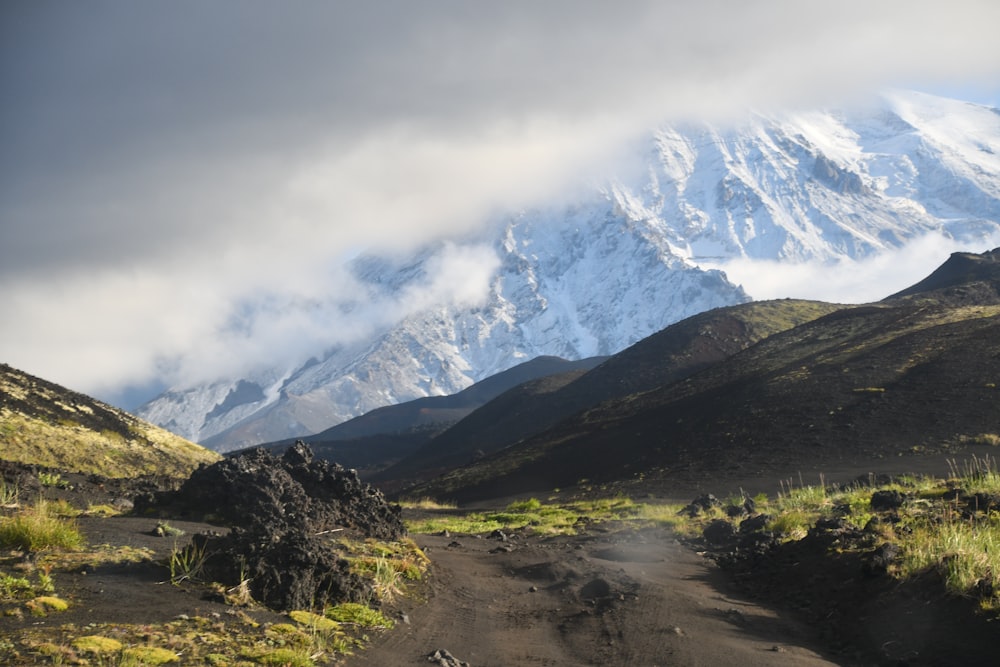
xmin=2 ymin=1 xmax=999 ymax=403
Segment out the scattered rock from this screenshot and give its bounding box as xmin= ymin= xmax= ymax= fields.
xmin=428 ymin=648 xmax=471 ymax=666
xmin=680 ymin=494 xmax=720 ymax=517
xmin=738 ymin=513 xmax=771 ymax=534
xmin=726 ymin=496 xmax=756 ymax=518
xmin=862 ymin=542 xmax=900 ymax=577
xmin=579 ymin=578 xmax=612 ymax=601
xmin=723 ymin=608 xmax=747 ymax=625
xmin=702 ymin=519 xmax=737 ymax=547
xmin=870 ymin=489 xmax=906 ymax=512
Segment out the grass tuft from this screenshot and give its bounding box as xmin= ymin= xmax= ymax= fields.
xmin=166 ymin=539 xmax=209 ymax=584
xmin=289 ymin=609 xmax=340 ymax=632
xmin=326 ymin=602 xmax=394 ymax=629
xmin=121 ymin=646 xmax=180 ymax=664
xmin=72 ymin=635 xmax=123 ymax=655
xmin=0 ymin=498 xmax=85 ymax=551
xmin=25 ymin=595 xmax=69 ymax=615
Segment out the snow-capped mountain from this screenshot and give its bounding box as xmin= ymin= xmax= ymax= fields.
xmin=138 ymin=91 xmax=1000 ymax=451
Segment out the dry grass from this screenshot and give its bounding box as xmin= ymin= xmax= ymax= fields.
xmin=0 ymin=409 xmax=218 ymax=479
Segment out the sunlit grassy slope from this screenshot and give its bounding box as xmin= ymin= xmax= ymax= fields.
xmin=0 ymin=364 xmax=219 ymax=478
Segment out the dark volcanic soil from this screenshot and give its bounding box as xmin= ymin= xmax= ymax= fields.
xmin=345 ymin=525 xmax=838 ymax=667
xmin=3 ymin=454 xmax=1000 ymax=666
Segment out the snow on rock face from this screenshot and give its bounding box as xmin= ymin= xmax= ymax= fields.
xmin=138 ymin=91 xmax=1000 ymax=450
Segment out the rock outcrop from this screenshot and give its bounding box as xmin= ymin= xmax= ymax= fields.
xmin=138 ymin=442 xmax=405 ymax=610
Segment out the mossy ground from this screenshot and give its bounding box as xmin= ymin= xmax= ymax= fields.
xmin=0 ymin=476 xmax=426 ymax=666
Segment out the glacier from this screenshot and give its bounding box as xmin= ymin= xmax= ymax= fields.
xmin=137 ymin=90 xmax=1000 ymax=450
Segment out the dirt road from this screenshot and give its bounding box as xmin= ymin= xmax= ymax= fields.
xmin=346 ymin=524 xmax=839 ymax=667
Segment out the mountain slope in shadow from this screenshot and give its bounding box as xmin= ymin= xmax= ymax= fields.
xmin=252 ymin=356 xmax=606 ymax=472
xmin=405 ymin=249 xmax=1000 ymax=502
xmin=374 ymin=299 xmax=843 ymax=489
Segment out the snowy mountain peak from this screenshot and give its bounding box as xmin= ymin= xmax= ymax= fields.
xmin=138 ymin=92 xmax=1000 ymax=450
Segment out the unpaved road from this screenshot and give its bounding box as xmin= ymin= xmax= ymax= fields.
xmin=346 ymin=523 xmax=840 ymax=666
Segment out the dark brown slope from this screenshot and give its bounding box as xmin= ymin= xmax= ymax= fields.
xmin=376 ymin=299 xmax=842 ymax=490
xmin=251 ymin=356 xmax=605 ymax=472
xmin=889 ymin=247 xmax=1000 ymax=303
xmin=410 ymin=249 xmax=1000 ymax=502
xmin=370 ymin=368 xmax=592 ymax=488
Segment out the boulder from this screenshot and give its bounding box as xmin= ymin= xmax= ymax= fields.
xmin=138 ymin=442 xmax=405 ymax=611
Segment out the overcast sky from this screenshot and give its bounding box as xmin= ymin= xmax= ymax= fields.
xmin=2 ymin=1 xmax=1000 ymax=407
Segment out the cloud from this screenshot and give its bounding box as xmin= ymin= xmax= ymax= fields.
xmin=707 ymin=232 xmax=1000 ymax=304
xmin=1 ymin=1 xmax=999 ymax=401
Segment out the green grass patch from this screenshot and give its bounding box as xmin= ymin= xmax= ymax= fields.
xmin=897 ymin=511 xmax=1000 ymax=605
xmin=26 ymin=595 xmax=69 ymax=616
xmin=0 ymin=498 xmax=85 ymax=551
xmin=419 ymin=456 xmax=1000 ymax=619
xmin=661 ymin=457 xmax=1000 ymax=614
xmin=121 ymin=646 xmax=180 ymax=664
xmin=72 ymin=635 xmax=123 ymax=655
xmin=766 ymin=510 xmax=814 ymax=539
xmin=406 ymin=495 xmax=649 ymax=537
xmin=0 ymin=573 xmax=33 ymax=600
xmin=397 ymin=497 xmax=458 ymax=510
xmin=326 ymin=602 xmax=394 ymax=629
xmin=250 ymin=647 xmax=315 ymax=666
xmin=289 ymin=609 xmax=340 ymax=632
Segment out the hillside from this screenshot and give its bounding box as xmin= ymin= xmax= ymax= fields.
xmin=0 ymin=364 xmax=219 ymax=478
xmin=373 ymin=299 xmax=843 ymax=488
xmin=252 ymin=356 xmax=605 ymax=471
xmin=407 ymin=249 xmax=1000 ymax=501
